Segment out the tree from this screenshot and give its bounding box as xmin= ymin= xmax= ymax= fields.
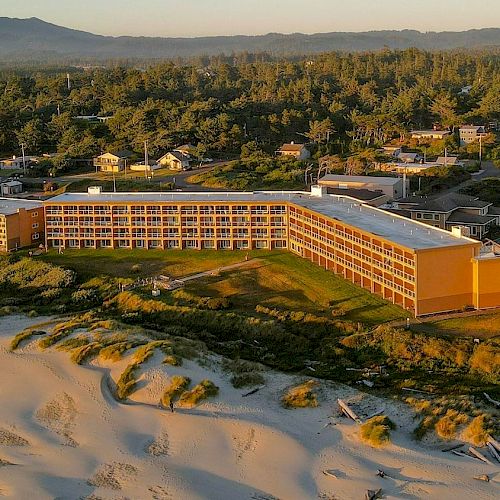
xmin=305 ymin=118 xmax=334 ymax=144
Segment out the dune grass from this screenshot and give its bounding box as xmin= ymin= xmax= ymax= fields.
xmin=116 ymin=364 xmax=139 ymax=400
xmin=360 ymin=416 xmax=396 ymax=447
xmin=178 ymin=379 xmax=219 ymax=407
xmin=10 ymin=329 xmax=46 ymax=350
xmin=160 ymin=375 xmax=191 ymax=407
xmin=281 ymin=380 xmax=319 ymax=409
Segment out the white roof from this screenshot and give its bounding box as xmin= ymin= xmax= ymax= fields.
xmin=45 ymin=190 xmax=476 ymax=251
xmin=319 ymin=175 xmax=401 ymax=186
xmin=0 ymin=197 xmax=42 ymax=216
xmin=1 ymin=180 xmax=23 ymax=187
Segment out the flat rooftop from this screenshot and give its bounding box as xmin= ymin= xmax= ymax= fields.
xmin=46 ymin=191 xmax=477 ymax=251
xmin=319 ymin=175 xmax=400 ymax=186
xmin=0 ymin=197 xmax=43 ymax=216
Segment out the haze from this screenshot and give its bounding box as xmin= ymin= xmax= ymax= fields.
xmin=1 ymin=0 xmax=500 ymax=37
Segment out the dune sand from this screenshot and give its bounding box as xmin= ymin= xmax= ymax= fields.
xmin=0 ymin=315 xmax=498 ymax=499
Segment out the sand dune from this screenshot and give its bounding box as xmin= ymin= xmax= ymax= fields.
xmin=0 ymin=315 xmax=498 ymax=499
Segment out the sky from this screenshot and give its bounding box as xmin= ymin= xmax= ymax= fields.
xmin=1 ymin=0 xmax=500 ymax=37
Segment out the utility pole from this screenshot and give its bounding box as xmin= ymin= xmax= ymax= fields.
xmin=20 ymin=143 xmax=26 ymax=176
xmin=479 ymin=134 xmax=482 ymax=165
xmin=66 ymin=73 xmax=71 ymax=91
xmin=112 ymin=169 xmax=116 ymax=192
xmin=144 ymin=140 xmax=149 ymax=180
xmin=57 ymin=104 xmax=61 ymax=116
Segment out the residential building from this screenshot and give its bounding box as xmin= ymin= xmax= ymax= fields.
xmin=380 ymin=145 xmax=402 ymax=157
xmin=392 ymin=193 xmax=499 ymax=239
xmin=459 ymin=125 xmax=487 ymax=146
xmin=435 ymin=156 xmax=463 ymax=167
xmin=0 ymin=198 xmax=44 ymax=251
xmin=276 ymin=143 xmax=310 ymax=160
xmin=43 ymin=186 xmax=500 ymax=316
xmin=411 ymin=130 xmax=451 ymax=140
xmin=379 ymin=162 xmax=442 ymax=174
xmin=318 ymin=175 xmax=408 ymax=199
xmin=157 ymin=151 xmax=191 ymax=171
xmin=93 ymin=151 xmax=134 ymax=172
xmin=174 ymin=144 xmax=196 ymax=155
xmin=397 ymin=152 xmax=421 ymax=163
xmin=0 ymin=180 xmax=23 ymax=196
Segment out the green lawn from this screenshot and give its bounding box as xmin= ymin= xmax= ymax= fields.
xmin=40 ymin=249 xmax=407 ymax=325
xmin=411 ymin=312 xmax=500 ymax=340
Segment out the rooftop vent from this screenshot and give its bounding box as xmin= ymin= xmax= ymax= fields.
xmin=87 ymin=186 xmax=102 ymax=195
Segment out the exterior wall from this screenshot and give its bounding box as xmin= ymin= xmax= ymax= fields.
xmin=278 ymin=148 xmax=310 ymax=160
xmin=415 ymin=244 xmax=480 ymax=315
xmin=0 ymin=207 xmax=44 ymax=251
xmin=94 ymin=154 xmax=126 ymax=172
xmin=472 ymin=257 xmax=500 ymax=309
xmin=44 ymin=201 xmax=288 ymax=252
xmin=287 ymin=203 xmax=417 ymax=312
xmin=318 ymin=179 xmax=402 ymax=198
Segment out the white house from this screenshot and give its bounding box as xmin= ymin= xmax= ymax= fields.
xmin=276 ymin=143 xmax=310 ymax=160
xmin=157 ymin=151 xmax=191 ymax=171
xmin=0 ymin=180 xmax=23 ymax=196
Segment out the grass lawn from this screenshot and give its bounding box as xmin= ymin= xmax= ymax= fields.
xmin=40 ymin=249 xmax=407 ymax=325
xmin=411 ymin=312 xmax=500 ymax=340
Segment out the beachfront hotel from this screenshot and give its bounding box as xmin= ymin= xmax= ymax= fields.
xmin=43 ymin=186 xmax=500 ymax=316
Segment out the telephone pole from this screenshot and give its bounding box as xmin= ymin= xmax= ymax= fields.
xmin=20 ymin=143 xmax=26 ymax=176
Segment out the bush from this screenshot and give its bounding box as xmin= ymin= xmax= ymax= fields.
xmin=10 ymin=329 xmax=46 ymax=350
xmin=462 ymin=415 xmax=492 ymax=446
xmin=360 ymin=416 xmax=396 ymax=447
xmin=163 ymin=354 xmax=183 ymax=366
xmin=281 ymin=380 xmax=319 ymax=408
xmin=70 ymin=341 xmax=103 ymax=364
xmin=230 ymin=372 xmax=265 ymax=388
xmin=160 ymin=375 xmax=191 ymax=407
xmin=178 ymin=379 xmax=219 ymax=407
xmin=116 ymin=364 xmax=139 ymax=400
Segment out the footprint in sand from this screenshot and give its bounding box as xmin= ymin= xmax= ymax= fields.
xmin=87 ymin=462 xmax=138 ymax=490
xmin=148 ymin=484 xmax=173 ymax=499
xmin=0 ymin=428 xmax=29 ymax=447
xmin=146 ymin=431 xmax=170 ymax=457
xmin=35 ymin=392 xmax=78 ymax=447
xmin=233 ymin=427 xmax=256 ymax=461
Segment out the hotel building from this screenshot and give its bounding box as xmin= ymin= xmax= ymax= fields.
xmin=0 ymin=198 xmax=44 ymax=252
xmin=43 ymin=186 xmax=500 ymax=317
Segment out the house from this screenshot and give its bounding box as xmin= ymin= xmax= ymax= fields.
xmin=318 ymin=174 xmax=408 ymax=199
xmin=277 ymin=143 xmax=310 ymax=160
xmin=380 ymin=145 xmax=402 ymax=157
xmin=435 ymin=156 xmax=463 ymax=167
xmin=459 ymin=126 xmax=487 ymax=146
xmin=411 ymin=130 xmax=451 ymax=140
xmin=174 ymin=144 xmax=196 ymax=156
xmin=392 ymin=193 xmax=499 ymax=239
xmin=0 ymin=198 xmax=44 ymax=251
xmin=397 ymin=152 xmax=421 ymax=163
xmin=0 ymin=156 xmax=37 ymax=169
xmin=93 ymin=151 xmax=134 ymax=172
xmin=0 ymin=180 xmax=23 ymax=196
xmin=157 ymin=151 xmax=191 ymax=171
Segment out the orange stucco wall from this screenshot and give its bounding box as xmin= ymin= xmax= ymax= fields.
xmin=473 ymin=257 xmax=500 ymax=309
xmin=416 ymin=244 xmax=481 ymax=315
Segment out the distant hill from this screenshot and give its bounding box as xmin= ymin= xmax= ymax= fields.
xmin=1 ymin=17 xmax=500 ymax=61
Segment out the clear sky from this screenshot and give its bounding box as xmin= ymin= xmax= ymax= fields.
xmin=1 ymin=0 xmax=499 ymax=37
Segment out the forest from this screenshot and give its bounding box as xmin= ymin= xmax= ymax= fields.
xmin=1 ymin=48 xmax=500 ymax=176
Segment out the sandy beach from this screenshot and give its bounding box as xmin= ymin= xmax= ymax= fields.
xmin=0 ymin=315 xmax=498 ymax=500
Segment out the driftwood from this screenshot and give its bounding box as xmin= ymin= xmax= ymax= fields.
xmin=486 ymin=443 xmax=500 ymax=463
xmin=241 ymin=386 xmax=264 ymax=398
xmin=483 ymin=392 xmax=500 ymax=408
xmin=401 ymin=387 xmax=432 ymax=395
xmin=487 ymin=436 xmax=500 ymax=452
xmin=452 ymin=450 xmax=477 ymax=460
xmin=365 ymin=488 xmax=382 ymax=500
xmin=322 ymin=469 xmax=338 ymax=478
xmin=337 ymin=399 xmax=362 ymax=424
xmin=473 ymin=474 xmax=490 ymax=482
xmin=468 ymin=447 xmax=494 ymax=465
xmin=442 ymin=443 xmax=464 ymax=453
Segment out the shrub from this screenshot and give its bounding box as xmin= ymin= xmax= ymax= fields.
xmin=116 ymin=364 xmax=139 ymax=400
xmin=71 ymin=288 xmax=100 ymax=306
xmin=99 ymin=341 xmax=145 ymax=362
xmin=163 ymin=354 xmax=183 ymax=366
xmin=281 ymin=380 xmax=319 ymax=408
xmin=462 ymin=415 xmax=492 ymax=446
xmin=160 ymin=375 xmax=191 ymax=407
xmin=10 ymin=329 xmax=46 ymax=350
xmin=230 ymin=372 xmax=265 ymax=388
xmin=360 ymin=416 xmax=396 ymax=447
xmin=178 ymin=379 xmax=219 ymax=407
xmin=470 ymin=344 xmax=500 ymax=375
xmin=70 ymin=342 xmax=103 ymax=364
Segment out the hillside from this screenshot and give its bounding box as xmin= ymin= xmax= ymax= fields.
xmin=1 ymin=17 xmax=500 ymax=60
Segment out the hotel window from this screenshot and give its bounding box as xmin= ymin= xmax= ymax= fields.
xmin=32 ymin=222 xmax=39 ymax=229
xmin=68 ymin=239 xmax=79 ymax=248
xmin=423 ymin=213 xmax=433 ymax=220
xmin=31 ymin=211 xmax=38 ymax=217
xmin=118 ymin=239 xmax=129 ymax=248
xmin=167 ymin=240 xmax=179 ymax=248
xmin=135 ymin=240 xmax=145 ymax=248
xmin=235 ymin=241 xmax=249 ymax=249
xmin=255 ymin=240 xmax=268 ymax=249
xmin=202 ymin=240 xmax=215 ymax=249
xmin=150 ymin=240 xmax=161 ymax=248
xmin=274 ymin=241 xmax=286 ymax=248
xmin=84 ymin=239 xmax=94 ymax=248
xmin=219 ymin=240 xmax=231 ymax=249
xmin=32 ymin=232 xmax=40 ymax=240
xmin=100 ymin=240 xmax=112 ymax=248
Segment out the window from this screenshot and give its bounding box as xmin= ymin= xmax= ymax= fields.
xmin=31 ymin=211 xmax=38 ymax=217
xmin=100 ymin=240 xmax=112 ymax=248
xmin=32 ymin=232 xmax=40 ymax=240
xmin=135 ymin=240 xmax=145 ymax=248
xmin=415 ymin=213 xmax=422 ymax=219
xmin=32 ymin=222 xmax=39 ymax=229
xmin=68 ymin=239 xmax=79 ymax=248
xmin=422 ymin=213 xmax=433 ymax=220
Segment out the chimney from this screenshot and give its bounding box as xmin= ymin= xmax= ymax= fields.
xmin=88 ymin=186 xmax=102 ymax=195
